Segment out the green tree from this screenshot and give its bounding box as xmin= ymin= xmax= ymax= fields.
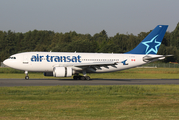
xmin=170 ymin=22 xmax=179 ymax=49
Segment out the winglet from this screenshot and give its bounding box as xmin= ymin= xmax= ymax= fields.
xmin=125 ymin=25 xmax=168 ymax=55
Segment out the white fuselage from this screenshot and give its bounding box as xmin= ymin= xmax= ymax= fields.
xmin=3 ymin=52 xmax=147 ymax=73
xmin=2 ymin=25 xmax=169 ymax=80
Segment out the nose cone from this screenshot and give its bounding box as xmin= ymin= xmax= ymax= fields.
xmin=3 ymin=59 xmax=9 ymax=67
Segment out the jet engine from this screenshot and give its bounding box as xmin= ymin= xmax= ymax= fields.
xmin=53 ymin=67 xmax=73 ymax=77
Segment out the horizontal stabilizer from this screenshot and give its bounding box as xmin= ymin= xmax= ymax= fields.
xmin=143 ymin=55 xmax=173 ymax=62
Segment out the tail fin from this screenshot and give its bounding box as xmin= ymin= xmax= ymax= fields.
xmin=125 ymin=25 xmax=168 ymax=55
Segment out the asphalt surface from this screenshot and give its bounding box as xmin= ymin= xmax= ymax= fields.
xmin=0 ymin=78 xmax=179 ymax=86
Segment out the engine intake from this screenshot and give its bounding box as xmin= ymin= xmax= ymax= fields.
xmin=53 ymin=67 xmax=72 ymax=77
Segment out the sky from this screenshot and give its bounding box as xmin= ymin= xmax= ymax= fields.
xmin=0 ymin=0 xmax=179 ymax=36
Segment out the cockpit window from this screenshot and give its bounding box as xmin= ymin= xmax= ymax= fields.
xmin=8 ymin=57 xmax=16 ymax=59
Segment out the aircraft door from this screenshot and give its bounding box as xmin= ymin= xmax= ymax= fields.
xmin=23 ymin=55 xmax=29 ymax=64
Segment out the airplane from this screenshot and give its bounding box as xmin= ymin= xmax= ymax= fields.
xmin=3 ymin=25 xmax=171 ymax=80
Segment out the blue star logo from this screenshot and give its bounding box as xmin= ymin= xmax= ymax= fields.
xmin=142 ymin=35 xmax=161 ymax=54
xmin=121 ymin=59 xmax=128 ymax=65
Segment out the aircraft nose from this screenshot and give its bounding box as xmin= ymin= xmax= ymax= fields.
xmin=3 ymin=59 xmax=9 ymax=67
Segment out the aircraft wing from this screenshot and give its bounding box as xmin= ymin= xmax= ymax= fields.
xmin=55 ymin=61 xmax=118 ymax=67
xmin=53 ymin=61 xmax=124 ymax=72
xmin=143 ymin=55 xmax=173 ymax=62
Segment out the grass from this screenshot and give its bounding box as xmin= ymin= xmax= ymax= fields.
xmin=1 ymin=67 xmax=179 ymax=79
xmin=1 ymin=68 xmax=179 ymax=119
xmin=91 ymin=68 xmax=179 ymax=79
xmin=0 ymin=67 xmax=24 ymax=73
xmin=0 ymin=85 xmax=179 ymax=119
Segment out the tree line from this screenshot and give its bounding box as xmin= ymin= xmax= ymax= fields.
xmin=1 ymin=23 xmax=179 ymax=63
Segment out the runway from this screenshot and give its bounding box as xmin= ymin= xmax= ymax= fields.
xmin=0 ymin=78 xmax=179 ymax=86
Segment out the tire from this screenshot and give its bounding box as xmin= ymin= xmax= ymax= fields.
xmin=73 ymin=76 xmax=77 ymax=80
xmin=25 ymin=76 xmax=29 ymax=80
xmin=80 ymin=76 xmax=85 ymax=80
xmin=85 ymin=76 xmax=90 ymax=80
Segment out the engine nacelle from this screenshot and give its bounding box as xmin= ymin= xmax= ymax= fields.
xmin=44 ymin=72 xmax=53 ymax=76
xmin=53 ymin=67 xmax=73 ymax=77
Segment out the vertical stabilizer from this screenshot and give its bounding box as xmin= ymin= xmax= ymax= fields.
xmin=125 ymin=25 xmax=168 ymax=54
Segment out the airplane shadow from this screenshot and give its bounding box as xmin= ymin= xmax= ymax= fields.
xmin=26 ymin=78 xmax=179 ymax=81
xmin=57 ymin=78 xmax=179 ymax=81
xmin=24 ymin=78 xmax=131 ymax=81
xmin=58 ymin=78 xmax=132 ymax=81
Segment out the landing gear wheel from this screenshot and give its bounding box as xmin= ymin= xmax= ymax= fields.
xmin=25 ymin=76 xmax=29 ymax=80
xmin=73 ymin=74 xmax=90 ymax=80
xmin=85 ymin=76 xmax=90 ymax=80
xmin=73 ymin=76 xmax=77 ymax=80
xmin=80 ymin=76 xmax=85 ymax=80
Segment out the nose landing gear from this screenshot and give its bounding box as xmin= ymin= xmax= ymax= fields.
xmin=25 ymin=71 xmax=29 ymax=80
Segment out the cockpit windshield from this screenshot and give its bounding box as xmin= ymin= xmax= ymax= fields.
xmin=8 ymin=57 xmax=16 ymax=59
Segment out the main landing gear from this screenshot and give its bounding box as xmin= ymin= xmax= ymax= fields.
xmin=73 ymin=71 xmax=90 ymax=80
xmin=73 ymin=75 xmax=90 ymax=80
xmin=25 ymin=71 xmax=29 ymax=80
